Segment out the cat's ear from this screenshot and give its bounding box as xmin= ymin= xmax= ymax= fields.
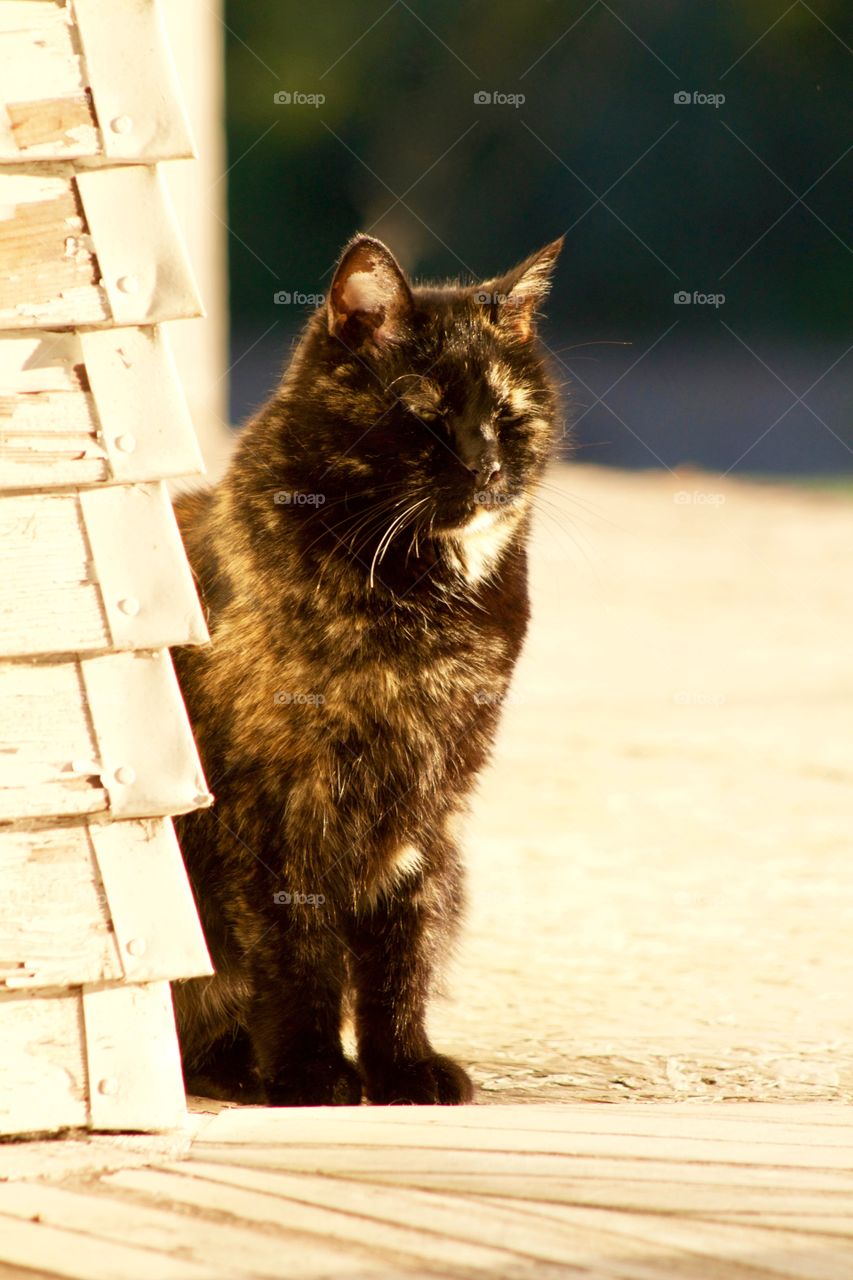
xmin=482 ymin=237 xmax=563 ymax=341
xmin=328 ymin=235 xmax=414 ymax=351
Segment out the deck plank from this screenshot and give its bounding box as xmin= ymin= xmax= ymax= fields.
xmin=108 ymin=1165 xmax=559 ymax=1278
xmin=0 ymin=1181 xmax=387 ymax=1280
xmin=0 ymin=1212 xmax=220 ymax=1280
xmin=152 ymin=1159 xmax=818 ymax=1279
xmin=193 ymin=1104 xmax=853 ymax=1169
xmin=476 ymin=1200 xmax=853 ymax=1280
xmin=192 ymin=1141 xmax=853 ymax=1191
xmin=1 ymin=1102 xmax=852 ymax=1278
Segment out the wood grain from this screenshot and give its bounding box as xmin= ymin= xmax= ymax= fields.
xmin=0 ymin=987 xmax=88 ymax=1135
xmin=0 ymin=170 xmax=107 ymax=328
xmin=0 ymin=330 xmax=106 ymax=488
xmin=82 ymin=982 xmax=187 ymax=1132
xmin=6 ymin=97 xmax=96 ymax=156
xmin=0 ymin=659 xmax=105 ymax=822
xmin=0 ymin=327 xmax=204 ymax=492
xmin=2 ymin=1103 xmax=852 ymax=1279
xmin=0 ymin=486 xmax=208 ymax=657
xmin=0 ymin=491 xmax=109 ymax=656
xmin=0 ymin=0 xmax=210 ymax=1147
xmin=0 ymin=815 xmax=209 ymax=992
xmin=0 ymin=824 xmax=120 ymax=990
xmin=0 ymin=2 xmax=99 ymax=162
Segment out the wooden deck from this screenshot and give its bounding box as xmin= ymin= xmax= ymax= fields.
xmin=2 ymin=469 xmax=850 ymax=1273
xmin=1 ymin=1102 xmax=851 ymax=1278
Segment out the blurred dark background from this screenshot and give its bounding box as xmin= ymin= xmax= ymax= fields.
xmin=223 ymin=1 xmax=852 ymax=475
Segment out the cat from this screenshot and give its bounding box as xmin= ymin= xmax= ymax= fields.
xmin=171 ymin=232 xmax=562 ymax=1105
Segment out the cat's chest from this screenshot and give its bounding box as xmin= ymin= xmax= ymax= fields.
xmin=325 ymin=628 xmax=511 ymax=721
xmin=318 ymin=629 xmax=512 ymax=809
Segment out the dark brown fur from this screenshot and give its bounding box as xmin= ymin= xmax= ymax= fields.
xmin=172 ymin=234 xmax=562 ymax=1105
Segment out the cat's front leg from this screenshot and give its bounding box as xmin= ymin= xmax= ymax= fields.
xmin=346 ymin=872 xmax=473 ymax=1105
xmin=247 ymin=908 xmax=362 ymax=1106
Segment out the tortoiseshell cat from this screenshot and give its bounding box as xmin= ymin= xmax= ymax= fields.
xmin=172 ymin=233 xmax=562 ymax=1105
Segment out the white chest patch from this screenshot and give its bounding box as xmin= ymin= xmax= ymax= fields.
xmin=361 ymin=843 xmax=424 ymax=909
xmin=453 ymin=509 xmax=517 ymax=584
xmin=391 ymin=843 xmax=424 ymax=880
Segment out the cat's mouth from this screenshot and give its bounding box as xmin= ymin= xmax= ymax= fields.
xmin=432 ymin=488 xmax=520 ymax=535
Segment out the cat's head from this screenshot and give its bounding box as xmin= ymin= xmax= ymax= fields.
xmin=278 ymin=234 xmax=562 ymax=579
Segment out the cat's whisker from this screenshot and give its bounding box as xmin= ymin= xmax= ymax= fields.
xmin=530 ymin=486 xmax=598 ymax=532
xmin=406 ymin=512 xmax=432 ymax=565
xmin=527 ymin=496 xmax=601 ymax=581
xmin=370 ymin=498 xmax=431 ymax=589
xmin=314 ymin=505 xmax=403 ymax=586
xmin=387 ymin=373 xmax=433 ymax=391
xmin=314 ymin=488 xmax=435 ymax=588
xmin=302 ymin=492 xmax=414 ymax=561
xmin=532 ymin=491 xmax=597 ymax=535
xmin=529 ymin=497 xmax=586 ymax=544
xmin=373 ymin=504 xmax=429 ymax=573
xmin=342 ymin=489 xmax=431 ymax=556
xmin=390 ymin=505 xmax=433 ymax=571
xmin=549 ymin=339 xmax=632 ymax=356
xmin=535 ymin=481 xmax=621 ymax=531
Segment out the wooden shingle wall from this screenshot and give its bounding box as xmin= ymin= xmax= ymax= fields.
xmin=0 ymin=0 xmax=214 ymax=1136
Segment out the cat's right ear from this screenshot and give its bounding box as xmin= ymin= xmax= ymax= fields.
xmin=328 ymin=236 xmax=413 ymax=352
xmin=483 ymin=237 xmax=564 ymax=342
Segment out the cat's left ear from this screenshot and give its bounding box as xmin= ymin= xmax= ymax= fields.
xmin=484 ymin=237 xmax=564 ymax=341
xmin=328 ymin=235 xmax=414 ymax=351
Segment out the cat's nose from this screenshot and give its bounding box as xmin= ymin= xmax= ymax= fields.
xmin=468 ymin=457 xmax=502 ymax=487
xmin=456 ymin=421 xmax=502 ymax=486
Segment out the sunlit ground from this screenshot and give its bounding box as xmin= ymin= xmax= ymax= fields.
xmin=434 ymin=464 xmax=853 ymax=1103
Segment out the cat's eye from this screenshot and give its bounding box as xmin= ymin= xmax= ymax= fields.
xmin=497 ymin=408 xmax=525 ymax=431
xmin=413 ymin=407 xmax=447 ymax=428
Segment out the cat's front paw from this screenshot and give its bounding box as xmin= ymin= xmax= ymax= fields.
xmin=365 ymin=1053 xmax=473 ymax=1105
xmin=266 ymin=1053 xmax=363 ymax=1106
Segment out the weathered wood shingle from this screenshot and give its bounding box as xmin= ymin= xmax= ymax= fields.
xmin=0 ymin=0 xmax=213 ymax=1137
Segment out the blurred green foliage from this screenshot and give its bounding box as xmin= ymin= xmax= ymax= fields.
xmin=223 ymin=1 xmax=852 ymax=339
